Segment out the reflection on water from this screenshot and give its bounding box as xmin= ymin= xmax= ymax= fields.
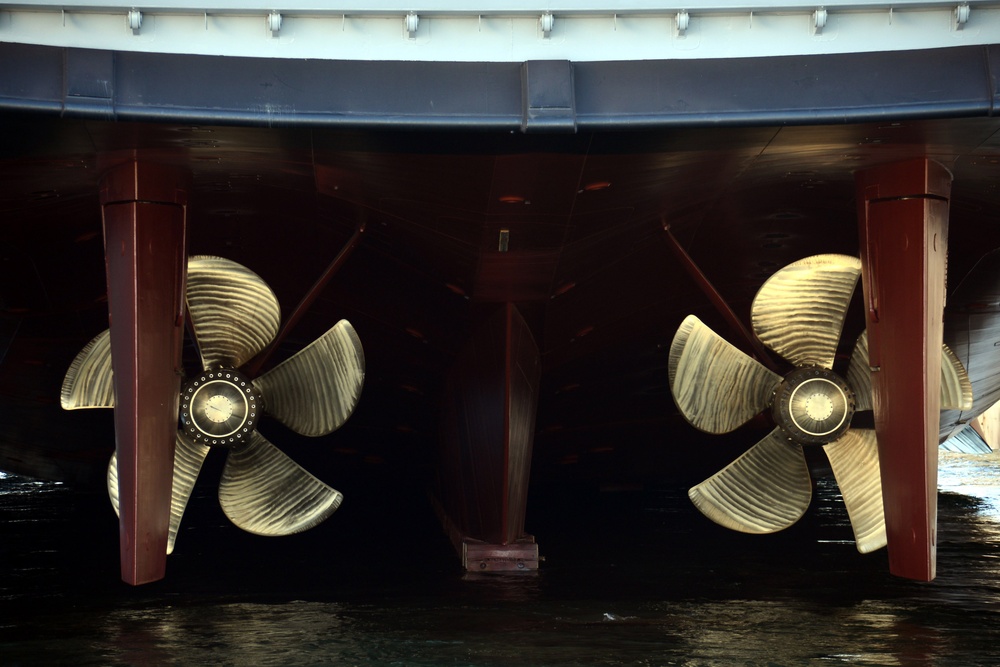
xmin=939 ymin=450 xmax=1000 ymax=519
xmin=665 ymin=598 xmax=919 ymax=666
xmin=4 ymin=457 xmax=1000 ymax=666
xmin=100 ymin=602 xmax=360 ymax=666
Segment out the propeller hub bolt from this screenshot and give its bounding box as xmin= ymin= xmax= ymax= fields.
xmin=180 ymin=369 xmax=261 ymax=447
xmin=204 ymin=394 xmax=235 ymax=423
xmin=771 ymin=367 xmax=855 ymax=445
xmin=803 ymin=393 xmax=834 ymax=421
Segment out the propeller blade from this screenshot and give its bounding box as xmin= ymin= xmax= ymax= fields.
xmin=187 ymin=256 xmax=281 ymax=371
xmin=107 ymin=454 xmax=117 ymax=510
xmin=61 ymin=330 xmax=114 ymax=409
xmin=940 ymin=423 xmax=992 ymax=454
xmin=848 ymin=331 xmax=973 ymax=412
xmin=823 ymin=429 xmax=887 ymax=553
xmin=751 ymin=254 xmax=861 ymax=369
xmin=165 ymin=433 xmax=211 ymax=554
xmin=941 ymin=343 xmax=973 ymax=411
xmin=219 ymin=431 xmax=343 ymax=536
xmin=668 ymin=315 xmax=782 ymax=435
xmin=108 ymin=433 xmax=210 ymax=554
xmin=689 ymin=428 xmax=812 ymax=534
xmin=846 ymin=331 xmax=873 ymax=412
xmin=253 ymin=320 xmax=365 ymax=437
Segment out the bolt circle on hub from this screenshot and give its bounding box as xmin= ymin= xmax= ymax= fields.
xmin=180 ymin=369 xmax=261 ymax=447
xmin=771 ymin=367 xmax=855 ymax=445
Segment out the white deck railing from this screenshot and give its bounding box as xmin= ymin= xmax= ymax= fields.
xmin=1 ymin=0 xmax=999 ymax=61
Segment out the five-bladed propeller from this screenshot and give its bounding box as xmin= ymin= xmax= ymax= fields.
xmin=668 ymin=254 xmax=972 ymax=553
xmin=61 ymin=256 xmax=364 ymax=553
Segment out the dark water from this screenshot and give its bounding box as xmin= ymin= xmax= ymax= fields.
xmin=3 ymin=452 xmax=1000 ymax=666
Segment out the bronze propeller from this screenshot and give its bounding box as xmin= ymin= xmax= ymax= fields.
xmin=61 ymin=256 xmax=365 ymax=554
xmin=668 ymin=254 xmax=972 ymax=554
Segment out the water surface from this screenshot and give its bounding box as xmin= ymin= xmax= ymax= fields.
xmin=3 ymin=452 xmax=1000 ymax=665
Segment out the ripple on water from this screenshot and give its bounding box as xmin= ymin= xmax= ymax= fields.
xmin=3 ymin=456 xmax=1000 ymax=665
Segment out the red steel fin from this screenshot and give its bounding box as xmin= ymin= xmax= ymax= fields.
xmin=100 ymin=160 xmax=189 ymax=585
xmin=856 ymin=158 xmax=951 ymax=582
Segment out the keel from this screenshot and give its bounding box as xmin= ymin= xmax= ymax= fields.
xmin=436 ymin=303 xmax=541 ymax=572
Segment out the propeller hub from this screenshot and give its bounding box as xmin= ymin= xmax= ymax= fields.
xmin=180 ymin=369 xmax=261 ymax=447
xmin=771 ymin=367 xmax=855 ymax=445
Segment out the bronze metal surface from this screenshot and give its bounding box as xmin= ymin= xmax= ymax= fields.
xmin=70 ymin=256 xmax=363 ymax=552
xmin=823 ymin=428 xmax=887 ymax=554
xmin=60 ymin=330 xmax=113 ymax=410
xmin=252 ymin=320 xmax=365 ymax=438
xmin=187 ymin=256 xmax=281 ymax=372
xmin=219 ymin=431 xmax=344 ymax=537
xmin=668 ymin=315 xmax=782 ymax=435
xmin=674 ymin=255 xmax=891 ymax=552
xmin=688 ymin=428 xmax=811 ymax=534
xmin=751 ymin=254 xmax=861 ymax=370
